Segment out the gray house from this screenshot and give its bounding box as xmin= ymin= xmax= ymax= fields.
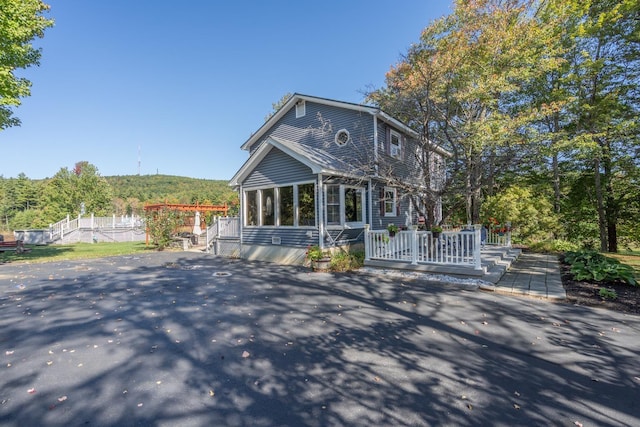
xmin=229 ymin=94 xmax=448 ymax=264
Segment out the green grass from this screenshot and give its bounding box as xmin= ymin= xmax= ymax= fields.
xmin=1 ymin=242 xmax=154 ymax=264
xmin=608 ymin=252 xmax=640 ymax=277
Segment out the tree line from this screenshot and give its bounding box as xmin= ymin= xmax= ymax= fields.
xmin=0 ymin=161 xmax=239 ymax=231
xmin=366 ymin=0 xmax=639 ymax=252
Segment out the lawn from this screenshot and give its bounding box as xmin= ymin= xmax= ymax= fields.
xmin=608 ymin=251 xmax=640 ymax=276
xmin=0 ymin=241 xmax=153 ymax=264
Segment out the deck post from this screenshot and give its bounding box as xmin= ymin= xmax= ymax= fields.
xmin=473 ymin=224 xmax=482 ymax=270
xmin=364 ymin=224 xmax=371 ymax=261
xmin=411 ymin=227 xmax=418 ymax=265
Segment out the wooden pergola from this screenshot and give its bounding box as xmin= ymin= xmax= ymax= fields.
xmin=143 ymin=202 xmax=229 ymax=216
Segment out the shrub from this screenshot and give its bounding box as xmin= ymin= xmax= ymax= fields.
xmin=144 ymin=208 xmax=184 ymax=250
xmin=599 ymin=287 xmax=618 ymax=300
xmin=305 ymin=245 xmax=329 ymax=261
xmin=329 ymin=249 xmax=365 ymax=272
xmin=565 ymin=250 xmax=638 ymax=286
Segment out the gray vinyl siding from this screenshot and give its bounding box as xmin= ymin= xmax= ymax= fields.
xmin=377 ymin=121 xmax=421 ymax=181
xmin=370 ymin=179 xmax=414 ymax=231
xmin=243 ymin=148 xmax=315 ymax=188
xmin=243 ymin=227 xmax=319 ymax=248
xmin=250 ymin=101 xmax=375 ymax=171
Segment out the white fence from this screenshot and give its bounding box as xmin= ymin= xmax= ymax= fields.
xmin=49 ymin=214 xmax=143 ymax=242
xmin=365 ymin=225 xmax=483 ymax=270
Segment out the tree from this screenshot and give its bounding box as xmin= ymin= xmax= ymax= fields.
xmin=563 ymin=0 xmax=640 ymax=252
xmin=0 ymin=0 xmax=53 ymax=129
xmin=368 ymin=0 xmax=557 ymax=225
xmin=39 ymin=161 xmax=113 ymax=226
xmin=264 ymin=92 xmax=293 ymax=122
xmin=530 ymin=0 xmax=640 ymax=252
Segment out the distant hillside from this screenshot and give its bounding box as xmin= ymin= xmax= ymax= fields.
xmin=105 ymin=174 xmax=238 ymax=208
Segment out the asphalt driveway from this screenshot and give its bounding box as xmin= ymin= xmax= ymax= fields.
xmin=1 ymin=252 xmax=639 ymax=426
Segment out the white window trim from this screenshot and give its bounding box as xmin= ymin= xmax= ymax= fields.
xmin=384 ymin=186 xmax=397 ymax=217
xmin=295 ymin=100 xmax=306 ymax=118
xmin=325 ymin=184 xmax=365 ymax=229
xmin=335 ymin=129 xmax=350 ymax=146
xmin=243 ymin=181 xmax=316 ymax=228
xmin=390 ymin=129 xmax=402 ymax=159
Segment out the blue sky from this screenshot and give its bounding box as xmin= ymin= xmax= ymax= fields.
xmin=2 ymin=0 xmax=453 ymax=180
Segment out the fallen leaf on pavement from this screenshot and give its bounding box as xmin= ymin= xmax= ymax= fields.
xmin=242 ymin=351 xmax=250 ymax=358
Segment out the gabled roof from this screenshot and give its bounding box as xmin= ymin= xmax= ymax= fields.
xmin=240 ymin=93 xmax=424 ymax=152
xmin=229 ymin=136 xmax=365 ymax=187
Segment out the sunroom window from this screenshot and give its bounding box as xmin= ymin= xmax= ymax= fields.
xmin=261 ymin=188 xmax=275 ymax=226
xmin=298 ymin=183 xmax=316 ymax=226
xmin=325 ymin=185 xmax=365 ymax=227
xmin=326 ymin=185 xmax=341 ymax=225
xmin=245 ymin=190 xmax=258 ymax=226
xmin=244 ymin=183 xmax=315 ymax=227
xmin=279 ymin=186 xmax=294 ymax=226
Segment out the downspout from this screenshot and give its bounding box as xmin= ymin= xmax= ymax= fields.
xmin=371 ymin=114 xmax=379 ymax=229
xmin=368 ymin=178 xmax=373 ymax=231
xmin=373 ymin=115 xmax=379 ymax=175
xmin=238 ymin=185 xmax=244 ymax=258
xmin=317 ymin=174 xmax=324 ymax=250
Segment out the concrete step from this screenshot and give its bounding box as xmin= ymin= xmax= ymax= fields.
xmin=481 ymin=248 xmax=522 ymax=284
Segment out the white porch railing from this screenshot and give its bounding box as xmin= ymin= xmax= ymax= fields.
xmin=485 ymin=228 xmax=512 ymax=247
xmin=364 ymin=225 xmax=483 ymax=270
xmin=206 ymin=216 xmax=240 ymax=249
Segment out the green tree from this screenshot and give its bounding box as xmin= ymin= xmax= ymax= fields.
xmin=264 ymin=92 xmax=293 ymax=122
xmin=481 ymin=185 xmax=559 ymax=241
xmin=368 ymin=0 xmax=559 ymax=225
xmin=39 ymin=161 xmax=113 ymax=225
xmin=530 ymin=0 xmax=640 ymax=252
xmin=563 ymin=0 xmax=640 ymax=252
xmin=0 ymin=0 xmax=53 ymax=129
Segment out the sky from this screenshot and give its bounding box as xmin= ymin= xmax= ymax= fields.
xmin=2 ymin=0 xmax=454 ymax=181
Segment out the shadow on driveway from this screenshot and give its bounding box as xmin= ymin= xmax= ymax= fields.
xmin=1 ymin=252 xmax=638 ymax=426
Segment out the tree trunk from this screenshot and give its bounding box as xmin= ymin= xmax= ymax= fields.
xmin=594 ymin=157 xmax=608 ymax=252
xmin=552 ymin=153 xmax=561 ymax=214
xmin=603 ymin=141 xmax=617 ymax=253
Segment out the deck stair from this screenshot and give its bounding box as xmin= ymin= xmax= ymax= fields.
xmin=365 ymin=246 xmax=521 ymax=282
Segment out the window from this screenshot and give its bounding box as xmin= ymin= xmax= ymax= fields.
xmin=384 ymin=187 xmax=397 ymax=217
xmin=245 ymin=190 xmax=258 ymax=226
xmin=244 ymin=183 xmax=315 ymax=227
xmin=295 ymin=100 xmax=306 ymax=118
xmin=325 ymin=185 xmax=365 ymax=227
xmin=390 ymin=130 xmax=402 ymax=159
xmin=261 ymin=188 xmax=275 ymax=226
xmin=335 ymin=129 xmax=350 ymax=146
xmin=298 ymin=183 xmax=316 ymax=226
xmin=279 ymin=186 xmax=294 ymax=226
xmin=344 ymin=188 xmax=363 ymax=222
xmin=326 ymin=185 xmax=341 ymax=225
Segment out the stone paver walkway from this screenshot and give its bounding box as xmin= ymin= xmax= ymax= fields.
xmin=495 ymin=252 xmax=566 ymax=300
